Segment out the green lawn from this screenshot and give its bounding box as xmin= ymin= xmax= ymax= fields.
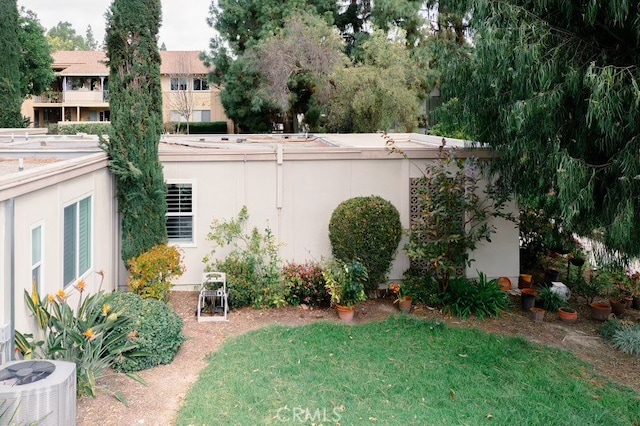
xmin=177 ymin=316 xmax=640 ymax=425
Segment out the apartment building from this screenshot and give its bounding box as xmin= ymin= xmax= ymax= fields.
xmin=21 ymin=50 xmax=231 ymax=131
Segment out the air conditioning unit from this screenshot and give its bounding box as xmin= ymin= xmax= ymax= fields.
xmin=0 ymin=360 xmax=76 ymax=426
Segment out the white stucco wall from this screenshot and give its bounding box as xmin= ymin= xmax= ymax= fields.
xmin=1 ymin=156 xmax=117 ymax=336
xmin=162 ymin=143 xmax=519 ymax=289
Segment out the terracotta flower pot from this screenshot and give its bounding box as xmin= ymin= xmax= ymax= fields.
xmin=519 ymin=274 xmax=533 ymax=289
xmin=610 ymin=299 xmax=626 ymax=316
xmin=498 ymin=277 xmax=512 ymax=292
xmin=397 ymin=297 xmax=413 ymax=313
xmin=558 ymin=307 xmax=578 ymax=322
xmin=530 ymin=307 xmax=546 ymax=324
xmin=590 ymin=302 xmax=612 ymax=321
xmin=336 ymin=304 xmax=355 ymax=322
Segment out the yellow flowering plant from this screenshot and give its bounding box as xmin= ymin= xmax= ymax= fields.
xmin=128 ymin=244 xmax=185 ymax=302
xmin=15 ymin=272 xmax=144 ymax=403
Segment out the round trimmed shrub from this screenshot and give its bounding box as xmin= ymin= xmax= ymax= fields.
xmin=328 ymin=195 xmax=402 ymax=293
xmin=110 ymin=292 xmax=185 ymax=372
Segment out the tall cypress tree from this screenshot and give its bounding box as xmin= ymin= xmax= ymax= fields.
xmin=102 ymin=0 xmax=167 ymax=263
xmin=0 ymin=0 xmax=24 ymax=128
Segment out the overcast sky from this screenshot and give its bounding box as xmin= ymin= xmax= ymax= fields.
xmin=18 ymin=0 xmax=215 ymax=52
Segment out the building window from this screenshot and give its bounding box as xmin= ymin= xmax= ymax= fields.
xmin=169 ymin=110 xmax=187 ymax=122
xmin=192 ymin=110 xmax=211 ymax=123
xmin=63 ymin=196 xmax=92 ymax=287
xmin=170 ymin=77 xmax=188 ymax=91
xmin=166 ymin=183 xmax=193 ymax=243
xmin=31 ymin=225 xmax=43 ymax=295
xmin=193 ymin=77 xmax=209 ymax=91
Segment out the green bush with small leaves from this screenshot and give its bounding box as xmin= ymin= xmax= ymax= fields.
xmin=48 ymin=122 xmax=111 ymax=135
xmin=329 ymin=195 xmax=402 ymax=294
xmin=110 ymin=292 xmax=185 ymax=372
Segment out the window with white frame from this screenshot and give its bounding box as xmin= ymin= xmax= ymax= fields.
xmin=170 ymin=77 xmax=188 ymax=91
xmin=31 ymin=224 xmax=43 ymax=295
xmin=63 ymin=196 xmax=92 ymax=287
xmin=193 ymin=77 xmax=209 ymax=91
xmin=166 ymin=183 xmax=193 ymax=243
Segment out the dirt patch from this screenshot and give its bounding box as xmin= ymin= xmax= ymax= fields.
xmin=77 ymin=292 xmax=640 ymax=426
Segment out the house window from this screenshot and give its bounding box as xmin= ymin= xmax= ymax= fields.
xmin=166 ymin=183 xmax=193 ymax=243
xmin=169 ymin=110 xmax=187 ymax=122
xmin=193 ymin=77 xmax=209 ymax=91
xmin=31 ymin=225 xmax=43 ymax=295
xmin=170 ymin=77 xmax=188 ymax=91
xmin=63 ymin=196 xmax=92 ymax=287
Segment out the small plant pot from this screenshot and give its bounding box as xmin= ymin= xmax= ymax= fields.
xmin=336 ymin=304 xmax=355 ymax=322
xmin=558 ymin=307 xmax=578 ymax=322
xmin=498 ymin=277 xmax=512 ymax=292
xmin=590 ymin=302 xmax=612 ymax=321
xmin=521 ymin=288 xmax=538 ymax=312
xmin=569 ymin=257 xmax=585 ymax=267
xmin=519 ymin=274 xmax=533 ymax=289
xmin=633 ymin=296 xmax=640 ymax=310
xmin=397 ymin=297 xmax=413 ymax=313
xmin=530 ymin=307 xmax=546 ymax=324
xmin=624 ymin=297 xmax=633 ymax=309
xmin=610 ymin=299 xmax=626 ymax=316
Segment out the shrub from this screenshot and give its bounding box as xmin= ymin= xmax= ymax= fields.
xmin=203 ymin=207 xmax=287 ymax=309
xmin=600 ymin=318 xmax=633 ymax=341
xmin=442 ymin=273 xmax=509 ymax=319
xmin=401 ymin=267 xmax=441 ymax=306
xmin=328 ymin=195 xmax=402 ymax=294
xmin=163 ymin=121 xmax=228 ymax=134
xmin=282 ymin=261 xmax=329 ymax=307
xmin=110 ymin=292 xmax=185 ymax=372
xmin=127 ymin=244 xmax=185 ymax=302
xmin=48 ymin=122 xmax=111 ymax=135
xmin=611 ymin=325 xmax=640 ymax=356
xmin=15 ymin=281 xmax=139 ymax=400
xmin=405 ymin=141 xmax=513 ymax=293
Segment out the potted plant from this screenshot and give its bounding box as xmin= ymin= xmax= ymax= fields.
xmin=558 ymin=306 xmax=578 ymax=322
xmin=390 ymin=283 xmax=413 ymax=313
xmin=630 ymin=273 xmax=640 ymax=309
xmin=521 ymin=288 xmax=538 ymax=312
xmin=530 ymin=307 xmax=546 ymax=323
xmin=538 ymin=287 xmax=564 ymax=313
xmin=323 ymin=259 xmax=368 ymax=322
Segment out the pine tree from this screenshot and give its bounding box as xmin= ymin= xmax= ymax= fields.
xmin=441 ymin=0 xmax=640 ymax=257
xmin=0 ymin=0 xmax=24 ymax=128
xmin=102 ymin=0 xmax=167 ymax=263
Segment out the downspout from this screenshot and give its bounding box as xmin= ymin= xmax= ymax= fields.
xmin=2 ymin=199 xmax=16 ymax=363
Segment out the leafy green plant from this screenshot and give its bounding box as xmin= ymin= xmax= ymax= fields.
xmin=203 ymin=207 xmax=286 ymax=309
xmin=47 ymin=122 xmax=111 ymax=135
xmin=323 ymin=259 xmax=368 ymax=307
xmin=405 ymin=141 xmax=513 ymax=293
xmin=282 ymin=261 xmax=329 ymax=307
xmin=127 ymin=244 xmax=185 ymax=301
xmin=442 ymin=273 xmax=509 ymax=319
xmin=328 ymin=195 xmax=402 ymax=294
xmin=15 ymin=279 xmax=143 ymax=402
xmin=600 ymin=318 xmax=632 ymax=341
xmin=538 ymin=287 xmax=564 ymax=312
xmin=611 ymin=325 xmax=640 ymax=356
xmin=566 ymin=268 xmax=613 ymax=305
xmin=109 ymin=292 xmax=185 ymax=372
xmin=401 ymin=267 xmax=441 ymax=306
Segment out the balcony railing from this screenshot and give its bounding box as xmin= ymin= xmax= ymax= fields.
xmin=32 ymin=91 xmax=62 ymax=103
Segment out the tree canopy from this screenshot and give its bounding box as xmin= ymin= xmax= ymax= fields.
xmin=18 ymin=8 xmax=54 ymax=98
xmin=102 ymin=0 xmax=167 ymax=262
xmin=204 ymin=0 xmax=442 ymax=133
xmin=439 ymin=0 xmax=640 ymax=256
xmin=47 ymin=21 xmax=98 ymax=51
xmin=0 ymin=0 xmax=24 ymax=128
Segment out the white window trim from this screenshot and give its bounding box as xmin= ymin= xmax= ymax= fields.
xmin=30 ymin=222 xmax=44 ymax=297
xmin=166 ymin=180 xmax=196 ymax=247
xmin=62 ymin=194 xmax=94 ymax=288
